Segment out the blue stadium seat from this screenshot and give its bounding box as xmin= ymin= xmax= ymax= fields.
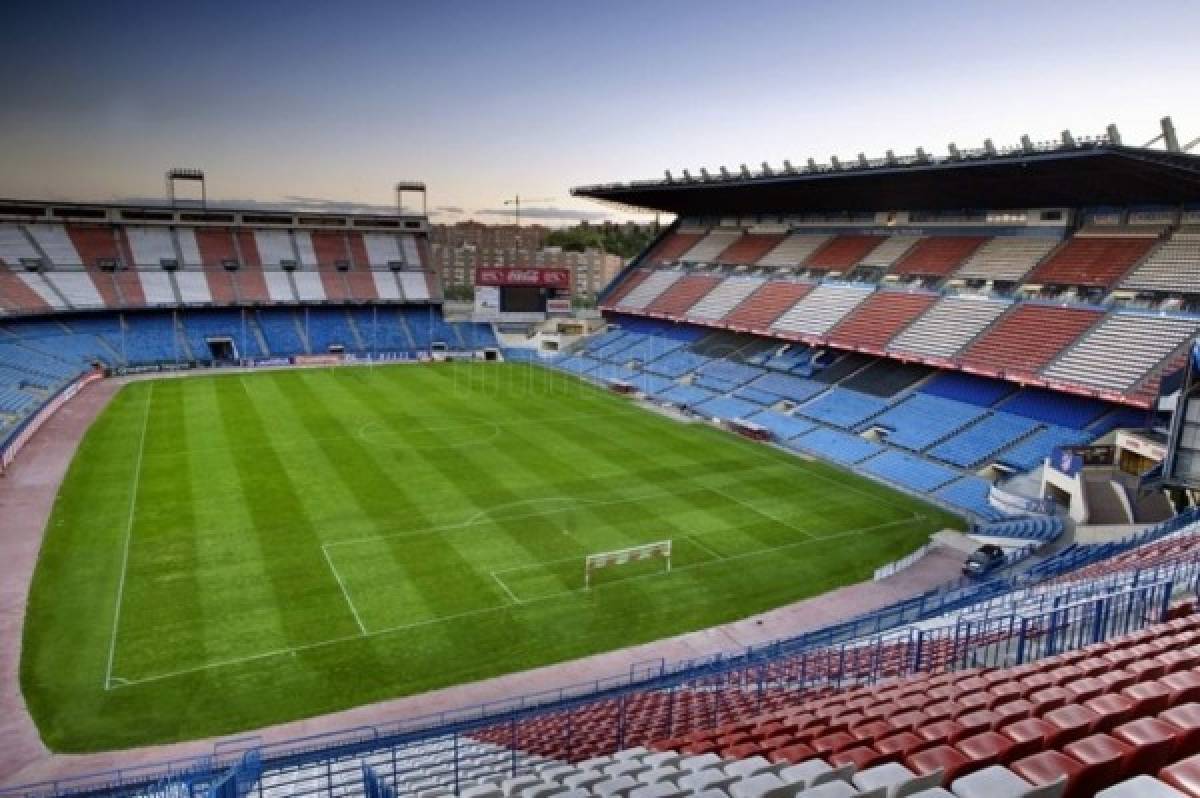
xmin=792 ymin=427 xmax=884 ymax=465
xmin=860 ymin=450 xmax=959 ymax=492
xmin=746 ymin=410 xmax=816 ymax=440
xmin=796 ymin=387 xmax=888 ymax=429
xmin=654 ymin=383 xmax=716 ymax=407
xmin=693 ymin=396 xmax=760 ymax=421
xmin=742 ymin=372 xmax=826 ymax=404
xmin=975 ymin=516 xmax=1064 ymax=543
xmin=999 ymin=387 xmax=1110 ymax=429
xmin=928 ymin=412 xmax=1042 ymax=468
xmin=934 ymin=477 xmax=1009 ymax=521
xmin=867 ymin=394 xmax=989 ymax=450
xmin=919 ymin=371 xmax=1016 ymax=406
xmin=180 ymin=309 xmax=265 ymax=360
xmin=996 ymin=424 xmax=1091 ymax=471
xmin=644 ymin=350 xmax=709 ymax=378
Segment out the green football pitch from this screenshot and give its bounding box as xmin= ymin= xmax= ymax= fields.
xmin=21 ymin=363 xmax=960 ymax=751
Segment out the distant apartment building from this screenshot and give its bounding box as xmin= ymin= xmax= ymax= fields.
xmin=431 ymin=223 xmax=624 ymax=300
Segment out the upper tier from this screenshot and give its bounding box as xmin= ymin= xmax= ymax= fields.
xmin=0 ymin=222 xmax=440 ymax=315
xmin=601 ymin=264 xmax=1197 ymax=407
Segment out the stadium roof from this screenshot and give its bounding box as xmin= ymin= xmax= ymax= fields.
xmin=572 ymin=145 xmax=1200 ymax=215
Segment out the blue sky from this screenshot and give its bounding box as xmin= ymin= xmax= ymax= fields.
xmin=1 ymin=0 xmax=1198 ymax=224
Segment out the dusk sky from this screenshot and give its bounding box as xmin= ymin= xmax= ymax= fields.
xmin=2 ymin=0 xmax=1198 ymax=225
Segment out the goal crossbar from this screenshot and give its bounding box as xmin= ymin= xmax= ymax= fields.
xmin=585 ymin=540 xmax=672 ymax=588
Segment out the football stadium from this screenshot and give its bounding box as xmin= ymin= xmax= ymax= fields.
xmin=5 ymin=4 xmax=1200 ymax=798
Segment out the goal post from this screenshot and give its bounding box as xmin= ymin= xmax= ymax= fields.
xmin=585 ymin=540 xmax=672 ymax=588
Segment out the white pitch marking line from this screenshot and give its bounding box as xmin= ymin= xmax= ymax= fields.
xmin=322 ymin=546 xmax=368 ymax=635
xmin=704 ymin=482 xmax=817 ymax=540
xmin=104 ymin=381 xmax=154 ymax=691
xmin=109 ymin=514 xmax=927 ymax=690
xmin=491 ymin=571 xmax=523 ymax=605
xmin=686 ymin=533 xmax=726 ymax=562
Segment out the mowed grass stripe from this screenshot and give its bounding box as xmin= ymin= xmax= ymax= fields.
xmin=216 ymin=376 xmax=359 ymax=646
xmin=23 ymin=363 xmax=963 ymax=751
xmin=276 ymin=371 xmax=511 ymax=632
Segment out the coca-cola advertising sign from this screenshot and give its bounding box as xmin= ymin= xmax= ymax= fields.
xmin=475 ymin=268 xmax=570 ymax=287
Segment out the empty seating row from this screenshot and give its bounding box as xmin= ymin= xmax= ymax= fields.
xmin=688 ymin=278 xmax=768 ymax=323
xmin=958 ymin=305 xmax=1102 ymax=380
xmin=1040 ymin=313 xmax=1200 ymax=394
xmin=952 ymin=237 xmax=1060 ymax=283
xmin=887 ymin=298 xmax=1011 ymax=362
xmin=928 ymin=413 xmax=1042 ymax=469
xmin=772 ymin=285 xmax=874 ymax=338
xmin=890 ymin=236 xmax=988 ymax=278
xmin=867 ymin=395 xmax=989 ymax=451
xmin=860 ymin=451 xmax=959 ymax=492
xmin=796 ymin=388 xmax=889 ymax=429
xmin=1027 ymin=235 xmax=1158 ymax=288
xmin=826 ymin=292 xmax=939 ymax=353
xmin=681 ymin=230 xmax=744 ymax=263
xmin=1120 ymin=229 xmax=1200 ymax=294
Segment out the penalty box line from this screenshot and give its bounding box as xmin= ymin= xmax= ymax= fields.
xmin=108 ymin=513 xmax=927 ymax=690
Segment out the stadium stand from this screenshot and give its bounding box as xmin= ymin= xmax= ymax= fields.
xmin=796 ymin=387 xmax=888 ymax=429
xmin=919 ymin=371 xmax=1016 ymax=407
xmin=614 ymin=270 xmax=685 ymax=312
xmin=889 ymin=235 xmax=988 ymax=278
xmin=886 ymin=297 xmax=1011 ymax=362
xmin=757 ymin=233 xmax=833 ymax=268
xmin=685 ymin=276 xmax=766 ymax=323
xmin=1040 ymin=312 xmax=1200 ymax=395
xmin=952 ymin=236 xmax=1060 ymax=283
xmin=928 ymin=412 xmax=1043 ymax=468
xmin=998 ymin=387 xmax=1110 ymax=429
xmin=806 ymin=236 xmax=883 ymax=272
xmin=866 ymin=394 xmax=989 ymax=451
xmin=716 ymin=233 xmax=786 ymax=265
xmin=857 ymin=234 xmax=922 ymax=270
xmin=792 ymin=426 xmax=884 ymax=464
xmin=644 ymin=274 xmax=723 ymax=317
xmin=1119 ymin=227 xmax=1200 ymax=294
xmin=860 ymin=449 xmax=960 ymax=491
xmin=838 ymin=360 xmax=931 ymax=397
xmin=826 ymin=291 xmax=939 ymax=353
xmin=723 ymin=281 xmax=814 ymax=332
xmin=1025 ymin=231 xmax=1158 ymax=288
xmin=771 ymin=283 xmax=874 ymax=338
xmin=680 ymin=229 xmax=743 ymax=263
xmin=646 ymin=230 xmax=706 ymax=264
xmin=957 ymin=304 xmax=1103 ymax=380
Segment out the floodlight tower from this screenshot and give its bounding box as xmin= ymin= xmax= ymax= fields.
xmin=166 ymin=168 xmax=206 ymax=207
xmin=395 ymin=181 xmax=427 ymax=216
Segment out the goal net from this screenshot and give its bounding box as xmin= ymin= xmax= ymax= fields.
xmin=584 ymin=540 xmax=672 ymax=588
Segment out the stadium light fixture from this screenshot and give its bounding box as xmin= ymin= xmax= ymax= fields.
xmin=984 ymin=139 xmax=997 ymax=156
xmin=682 ymin=169 xmax=694 ymax=181
xmin=663 ymin=170 xmax=674 ymax=182
xmin=885 ymin=149 xmax=897 ymax=165
xmin=719 ymin=166 xmax=732 ymax=179
xmin=1061 ymin=130 xmax=1077 ymax=148
xmin=740 ymin=164 xmax=752 ymax=178
xmin=1107 ymin=124 xmax=1123 ymax=146
xmin=165 ymin=168 xmax=206 ymax=207
xmin=699 ymin=168 xmax=712 ymax=181
xmin=760 ymin=161 xmax=773 ymax=176
xmin=395 ymin=181 xmax=427 ymax=216
xmin=915 ymin=147 xmax=930 ymax=163
xmin=948 ymin=143 xmax=961 ymax=160
xmin=1021 ymin=135 xmax=1034 ymax=153
xmin=806 ymin=158 xmax=818 ymax=172
xmin=782 ymin=160 xmax=796 ymax=174
xmin=857 ymin=153 xmax=869 ymax=167
xmin=830 ymin=156 xmax=842 ymax=170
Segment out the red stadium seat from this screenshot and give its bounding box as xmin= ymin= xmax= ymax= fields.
xmin=1011 ymin=750 xmax=1089 ymax=798
xmin=1113 ymin=718 xmax=1181 ymax=775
